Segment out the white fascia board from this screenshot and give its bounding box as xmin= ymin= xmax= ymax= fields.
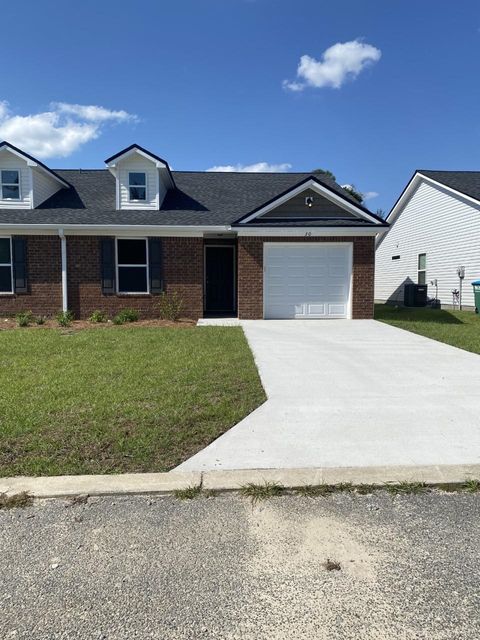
xmin=0 ymin=224 xmax=230 ymax=237
xmin=236 ymin=227 xmax=385 ymax=237
xmin=388 ymin=172 xmax=480 ymax=227
xmin=240 ymin=178 xmax=382 ymax=225
xmin=0 ymin=145 xmax=69 ymax=188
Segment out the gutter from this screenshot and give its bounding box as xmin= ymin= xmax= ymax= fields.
xmin=58 ymin=228 xmax=68 ymax=313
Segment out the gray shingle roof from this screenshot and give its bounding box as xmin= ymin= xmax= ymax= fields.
xmin=419 ymin=170 xmax=480 ymax=203
xmin=0 ymin=168 xmax=383 ymax=227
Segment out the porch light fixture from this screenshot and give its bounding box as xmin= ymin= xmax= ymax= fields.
xmin=305 ymin=196 xmax=314 ymax=207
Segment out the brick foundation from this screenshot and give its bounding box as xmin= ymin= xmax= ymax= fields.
xmin=237 ymin=236 xmax=375 ymax=319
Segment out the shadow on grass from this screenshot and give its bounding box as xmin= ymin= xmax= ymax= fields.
xmin=375 ymin=305 xmax=464 ymax=325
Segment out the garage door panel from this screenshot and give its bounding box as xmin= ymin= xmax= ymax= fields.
xmin=264 ymin=243 xmax=351 ymax=319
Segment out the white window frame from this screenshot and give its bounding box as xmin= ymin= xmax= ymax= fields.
xmin=418 ymin=253 xmax=427 ymax=285
xmin=128 ymin=172 xmax=147 ymax=202
xmin=0 ymin=169 xmax=21 ymax=201
xmin=0 ymin=236 xmax=13 ymax=294
xmin=115 ymin=237 xmax=150 ymax=295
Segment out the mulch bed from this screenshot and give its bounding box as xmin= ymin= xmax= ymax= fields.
xmin=0 ymin=317 xmax=197 ymax=331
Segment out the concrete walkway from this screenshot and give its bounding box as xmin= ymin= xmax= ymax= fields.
xmin=178 ymin=320 xmax=480 ymax=471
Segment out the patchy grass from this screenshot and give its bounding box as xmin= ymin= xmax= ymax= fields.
xmin=375 ymin=304 xmax=480 ymax=355
xmin=240 ymin=482 xmax=284 ymax=504
xmin=294 ymin=485 xmax=328 ymax=498
xmin=0 ymin=326 xmax=265 ymax=477
xmin=0 ymin=492 xmax=33 ymax=510
xmin=462 ymin=479 xmax=480 ymax=493
xmin=384 ymin=481 xmax=428 ymax=495
xmin=355 ymin=483 xmax=378 ymax=495
xmin=174 ymin=484 xmax=203 ymax=500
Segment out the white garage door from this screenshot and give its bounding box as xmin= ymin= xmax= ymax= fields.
xmin=264 ymin=243 xmax=352 ymax=319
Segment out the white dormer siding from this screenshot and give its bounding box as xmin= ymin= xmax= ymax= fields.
xmin=0 ymin=152 xmax=32 ymax=209
xmin=117 ymin=155 xmax=162 ymax=210
xmin=32 ymin=169 xmax=61 ymax=208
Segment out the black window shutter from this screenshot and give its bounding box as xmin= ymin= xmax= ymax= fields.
xmin=12 ymin=237 xmax=28 ymax=293
xmin=148 ymin=238 xmax=163 ymax=294
xmin=100 ymin=237 xmax=115 ymax=294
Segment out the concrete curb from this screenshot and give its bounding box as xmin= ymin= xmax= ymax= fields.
xmin=1 ymin=464 xmax=480 ymax=499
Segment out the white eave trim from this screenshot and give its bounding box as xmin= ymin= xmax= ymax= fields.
xmin=0 ymin=223 xmax=230 ymax=237
xmin=388 ymin=172 xmax=480 ymax=227
xmin=106 ymin=147 xmax=168 ymax=170
xmin=236 ymin=226 xmax=386 ymax=237
xmin=0 ymin=144 xmax=69 ymax=188
xmin=239 ymin=178 xmax=383 ymax=225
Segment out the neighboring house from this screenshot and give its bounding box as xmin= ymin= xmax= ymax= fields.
xmin=376 ymin=170 xmax=480 ymax=310
xmin=0 ymin=141 xmax=388 ymax=320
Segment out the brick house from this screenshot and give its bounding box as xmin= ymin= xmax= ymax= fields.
xmin=0 ymin=142 xmax=388 ymax=320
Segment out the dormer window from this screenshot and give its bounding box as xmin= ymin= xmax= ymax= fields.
xmin=128 ymin=172 xmax=146 ymax=201
xmin=1 ymin=170 xmax=20 ymax=200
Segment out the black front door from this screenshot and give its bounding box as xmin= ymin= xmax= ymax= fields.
xmin=204 ymin=245 xmax=235 ymax=315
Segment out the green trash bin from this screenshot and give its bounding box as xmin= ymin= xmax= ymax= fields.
xmin=472 ymin=280 xmax=480 ymax=313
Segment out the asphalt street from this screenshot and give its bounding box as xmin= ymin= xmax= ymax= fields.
xmin=1 ymin=490 xmax=479 ymax=639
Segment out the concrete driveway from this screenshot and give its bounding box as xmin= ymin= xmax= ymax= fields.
xmin=178 ymin=320 xmax=480 ymax=471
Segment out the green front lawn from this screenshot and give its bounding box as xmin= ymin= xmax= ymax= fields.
xmin=375 ymin=304 xmax=480 ymax=355
xmin=0 ymin=326 xmax=265 ymax=477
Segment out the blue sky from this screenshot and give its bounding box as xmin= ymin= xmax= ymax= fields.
xmin=2 ymin=0 xmax=480 ymax=213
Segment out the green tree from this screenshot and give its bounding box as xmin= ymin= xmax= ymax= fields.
xmin=311 ymin=168 xmax=337 ymax=182
xmin=342 ymin=184 xmax=364 ymax=203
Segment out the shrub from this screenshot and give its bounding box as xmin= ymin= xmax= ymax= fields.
xmin=89 ymin=310 xmax=107 ymax=323
xmin=157 ymin=291 xmax=183 ymax=322
xmin=113 ymin=308 xmax=139 ymax=325
xmin=56 ymin=310 xmax=74 ymax=327
xmin=36 ymin=315 xmax=46 ymax=325
xmin=16 ymin=311 xmax=34 ymax=327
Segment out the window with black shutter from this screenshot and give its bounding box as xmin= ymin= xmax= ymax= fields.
xmin=12 ymin=237 xmax=27 ymax=293
xmin=100 ymin=237 xmax=115 ymax=294
xmin=0 ymin=237 xmax=13 ymax=293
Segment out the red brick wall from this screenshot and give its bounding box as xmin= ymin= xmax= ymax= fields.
xmin=0 ymin=236 xmax=62 ymax=316
xmin=0 ymin=235 xmax=204 ymax=320
xmin=67 ymin=236 xmax=204 ymax=319
xmin=237 ymin=236 xmax=375 ymax=319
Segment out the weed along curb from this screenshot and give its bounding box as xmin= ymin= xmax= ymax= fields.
xmin=1 ymin=464 xmax=480 ymax=502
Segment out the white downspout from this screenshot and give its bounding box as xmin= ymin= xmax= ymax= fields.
xmin=58 ymin=229 xmax=68 ymax=312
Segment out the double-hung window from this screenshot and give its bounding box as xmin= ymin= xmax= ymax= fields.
xmin=418 ymin=253 xmax=427 ymax=285
xmin=117 ymin=239 xmax=149 ymax=294
xmin=128 ymin=172 xmax=146 ymax=201
xmin=1 ymin=170 xmax=20 ymax=200
xmin=0 ymin=237 xmax=13 ymax=293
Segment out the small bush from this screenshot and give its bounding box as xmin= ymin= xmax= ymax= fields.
xmin=113 ymin=308 xmax=139 ymax=325
xmin=89 ymin=310 xmax=107 ymax=323
xmin=16 ymin=311 xmax=34 ymax=327
xmin=36 ymin=315 xmax=46 ymax=325
xmin=157 ymin=291 xmax=183 ymax=322
xmin=56 ymin=310 xmax=74 ymax=327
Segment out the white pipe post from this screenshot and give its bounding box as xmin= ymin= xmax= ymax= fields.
xmin=59 ymin=229 xmax=68 ymax=312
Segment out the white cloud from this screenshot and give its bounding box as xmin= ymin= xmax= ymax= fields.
xmin=363 ymin=191 xmax=379 ymax=201
xmin=283 ymin=39 xmax=381 ymax=91
xmin=207 ymin=161 xmax=292 ymax=173
xmin=51 ymin=102 xmax=138 ymax=123
xmin=0 ymin=101 xmax=138 ymax=159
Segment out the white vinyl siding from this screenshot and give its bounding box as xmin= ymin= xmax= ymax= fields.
xmin=375 ymin=179 xmax=480 ymax=308
xmin=32 ymin=169 xmax=62 ymax=207
xmin=0 ymin=153 xmax=31 ymax=209
xmin=117 ymin=155 xmax=161 ymax=210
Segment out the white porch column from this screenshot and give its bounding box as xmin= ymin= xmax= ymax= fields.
xmin=58 ymin=229 xmax=68 ymax=312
